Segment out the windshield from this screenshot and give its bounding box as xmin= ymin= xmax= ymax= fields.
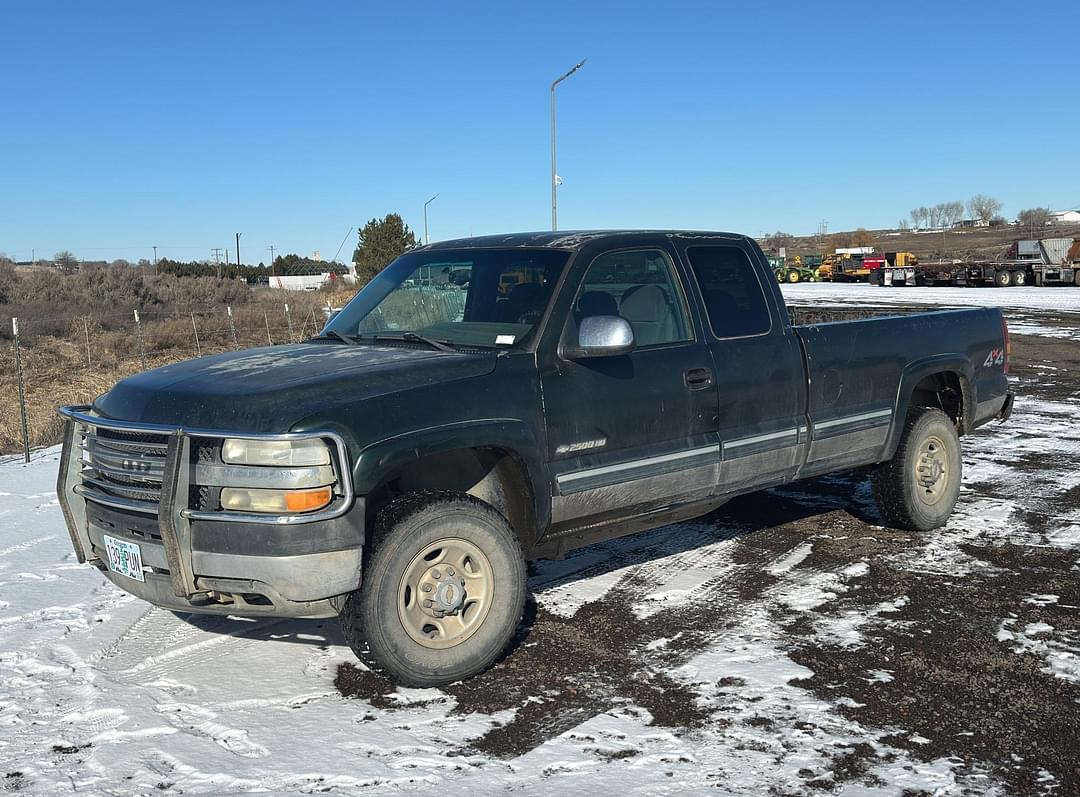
xmin=325 ymin=248 xmax=571 ymax=348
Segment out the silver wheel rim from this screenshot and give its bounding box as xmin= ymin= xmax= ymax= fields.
xmin=914 ymin=434 xmax=950 ymax=505
xmin=397 ymin=537 xmax=493 ymax=650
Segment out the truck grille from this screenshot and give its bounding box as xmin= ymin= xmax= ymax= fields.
xmin=79 ymin=427 xmax=169 ymax=511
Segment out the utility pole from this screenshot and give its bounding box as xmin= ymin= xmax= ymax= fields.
xmin=423 ymin=193 xmax=439 ymax=244
xmin=268 ymin=245 xmax=276 ymax=274
xmin=235 ymin=232 xmax=242 ymax=267
xmin=152 ymin=245 xmax=158 ymax=265
xmin=550 ymin=58 xmax=587 ymax=231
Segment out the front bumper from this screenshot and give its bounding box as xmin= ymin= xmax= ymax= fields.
xmin=57 ymin=407 xmax=363 ymax=619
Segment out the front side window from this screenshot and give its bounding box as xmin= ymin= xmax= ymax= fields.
xmin=325 ymin=249 xmax=570 ymax=348
xmin=573 ymin=249 xmax=691 ymax=347
xmin=685 ymin=246 xmax=772 ymax=338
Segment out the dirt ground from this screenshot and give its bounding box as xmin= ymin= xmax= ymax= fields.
xmin=333 ymin=328 xmax=1080 ymax=795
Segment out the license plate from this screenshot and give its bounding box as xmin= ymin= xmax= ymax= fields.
xmin=103 ymin=535 xmax=145 ymax=582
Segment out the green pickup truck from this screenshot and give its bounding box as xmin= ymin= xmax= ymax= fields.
xmin=57 ymin=230 xmax=1013 ymax=685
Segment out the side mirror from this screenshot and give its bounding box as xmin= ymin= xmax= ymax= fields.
xmin=566 ymin=315 xmax=635 ymax=359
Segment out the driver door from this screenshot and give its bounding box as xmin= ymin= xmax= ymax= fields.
xmin=538 ymin=245 xmax=720 ymax=535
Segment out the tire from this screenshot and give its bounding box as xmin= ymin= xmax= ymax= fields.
xmin=871 ymin=408 xmax=962 ymax=532
xmin=1011 ymin=270 xmax=1027 ymax=286
xmin=340 ymin=491 xmax=526 ymax=687
xmin=1073 ymin=270 xmax=1080 ymax=288
xmin=787 ymin=270 xmax=800 ymax=283
xmin=869 ymin=270 xmax=883 ymax=286
xmin=994 ymin=269 xmax=1013 ymax=287
xmin=807 ymin=273 xmax=817 ymax=282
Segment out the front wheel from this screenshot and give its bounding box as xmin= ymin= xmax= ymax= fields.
xmin=787 ymin=270 xmax=801 ymax=283
xmin=340 ymin=492 xmax=526 ymax=687
xmin=871 ymin=408 xmax=962 ymax=531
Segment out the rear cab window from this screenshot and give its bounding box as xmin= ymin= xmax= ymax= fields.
xmin=684 ymin=246 xmax=772 ymax=338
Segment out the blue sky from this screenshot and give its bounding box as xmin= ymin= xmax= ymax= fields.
xmin=2 ymin=1 xmax=1078 ymax=263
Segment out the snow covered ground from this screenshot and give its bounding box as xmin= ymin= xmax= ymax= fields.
xmin=781 ymin=282 xmax=1080 ymax=316
xmin=1 ymin=296 xmax=1078 ymax=796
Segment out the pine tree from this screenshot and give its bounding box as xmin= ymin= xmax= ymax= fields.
xmin=352 ymin=213 xmax=416 ymax=284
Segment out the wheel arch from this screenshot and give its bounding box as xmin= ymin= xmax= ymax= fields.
xmin=884 ymin=357 xmax=974 ymax=460
xmin=353 ymin=420 xmax=548 ymax=553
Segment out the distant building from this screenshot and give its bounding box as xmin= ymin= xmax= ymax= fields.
xmin=1050 ymin=209 xmax=1080 ymax=224
xmin=268 ymin=265 xmax=357 ymax=291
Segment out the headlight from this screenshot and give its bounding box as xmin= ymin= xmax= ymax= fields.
xmin=222 ymin=438 xmax=331 ymax=467
xmin=220 ymin=487 xmax=333 ymax=513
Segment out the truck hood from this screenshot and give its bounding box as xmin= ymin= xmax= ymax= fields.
xmin=93 ymin=342 xmax=497 ymax=432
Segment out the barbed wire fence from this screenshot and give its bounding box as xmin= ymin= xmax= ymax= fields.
xmin=2 ymin=301 xmax=333 ymax=462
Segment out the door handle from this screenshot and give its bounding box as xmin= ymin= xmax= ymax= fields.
xmin=684 ymin=367 xmax=713 ymax=390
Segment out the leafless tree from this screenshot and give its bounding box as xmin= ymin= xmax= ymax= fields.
xmin=1016 ymin=207 xmax=1051 ymax=227
xmin=763 ymin=231 xmax=796 ymax=252
xmin=898 ymin=218 xmax=909 ymax=230
xmin=910 ymin=207 xmax=928 ymax=229
xmin=53 ymin=250 xmax=79 ymax=274
xmin=967 ymin=194 xmax=1002 ymax=224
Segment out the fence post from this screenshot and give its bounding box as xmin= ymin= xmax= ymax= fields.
xmin=134 ymin=309 xmax=147 ymax=370
xmin=284 ymin=303 xmax=294 ymax=343
xmin=263 ymin=311 xmax=273 ymax=345
xmin=13 ymin=318 xmax=31 ymax=464
xmin=309 ymin=309 xmax=319 ymax=339
xmin=227 ymin=305 xmax=238 ymax=348
xmin=190 ymin=313 xmax=201 ymax=357
xmin=83 ymin=318 xmax=92 ymax=371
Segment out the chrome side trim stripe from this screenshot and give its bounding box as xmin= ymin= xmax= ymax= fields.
xmin=724 ymin=428 xmax=798 ymax=450
xmin=813 ymin=408 xmax=892 ymax=431
xmin=556 ymin=444 xmax=720 ymax=487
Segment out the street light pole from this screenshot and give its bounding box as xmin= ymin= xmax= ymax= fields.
xmin=550 ymin=58 xmax=586 ymax=231
xmin=424 ymin=193 xmax=440 ymax=244
xmin=235 ymin=232 xmax=242 ymax=268
xmin=152 ymin=245 xmax=157 ymax=265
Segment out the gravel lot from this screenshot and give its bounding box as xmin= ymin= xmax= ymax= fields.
xmin=1 ymin=284 xmax=1078 ymax=795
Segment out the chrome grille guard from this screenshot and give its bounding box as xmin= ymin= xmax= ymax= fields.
xmin=56 ymin=405 xmax=355 ymax=598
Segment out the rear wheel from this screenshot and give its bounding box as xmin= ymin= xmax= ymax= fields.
xmin=1074 ymin=270 xmax=1080 ymax=287
xmin=1011 ymin=270 xmax=1027 ymax=286
xmin=872 ymin=408 xmax=962 ymax=532
xmin=787 ymin=270 xmax=801 ymax=283
xmin=340 ymin=492 xmax=526 ymax=687
xmin=994 ymin=269 xmax=1013 ymax=287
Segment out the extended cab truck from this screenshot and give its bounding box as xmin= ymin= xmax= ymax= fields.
xmin=56 ymin=231 xmax=1014 ymax=686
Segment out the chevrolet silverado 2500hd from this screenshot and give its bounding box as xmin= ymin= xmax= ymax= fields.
xmin=57 ymin=230 xmax=1013 ymax=685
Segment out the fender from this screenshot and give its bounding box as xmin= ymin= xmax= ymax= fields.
xmin=883 ymin=354 xmax=975 ymax=461
xmin=350 ymin=418 xmax=550 ymax=531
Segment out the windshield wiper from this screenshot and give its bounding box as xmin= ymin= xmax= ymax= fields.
xmin=374 ymin=332 xmax=457 ymax=353
xmin=312 ymin=330 xmax=358 ymax=345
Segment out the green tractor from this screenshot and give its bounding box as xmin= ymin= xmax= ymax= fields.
xmin=769 ymin=256 xmax=818 ymax=284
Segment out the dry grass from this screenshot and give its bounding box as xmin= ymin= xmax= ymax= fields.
xmin=1 ymin=281 xmax=359 ymax=455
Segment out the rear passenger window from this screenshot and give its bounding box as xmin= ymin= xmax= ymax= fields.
xmin=576 ymin=249 xmax=691 ymax=347
xmin=685 ymin=246 xmax=772 ymax=338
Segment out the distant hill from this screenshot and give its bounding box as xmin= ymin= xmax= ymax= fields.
xmin=761 ymin=224 xmax=1080 ymax=262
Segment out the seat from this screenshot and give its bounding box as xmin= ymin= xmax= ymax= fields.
xmin=619 ymin=285 xmax=676 ymax=346
xmin=496 ymin=282 xmax=544 ymax=323
xmin=575 ymin=290 xmax=619 ymax=324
